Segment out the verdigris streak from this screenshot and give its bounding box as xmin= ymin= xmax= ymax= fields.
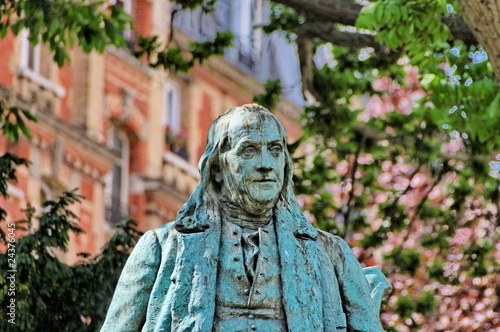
xmin=101 ymin=104 xmax=392 ymax=332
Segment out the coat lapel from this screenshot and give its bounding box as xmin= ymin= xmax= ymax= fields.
xmin=275 ymin=215 xmax=324 ymax=332
xmin=171 ymin=216 xmax=221 ymax=332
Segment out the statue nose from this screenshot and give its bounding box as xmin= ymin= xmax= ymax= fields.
xmin=257 ymin=149 xmax=273 ymax=172
xmin=257 ymin=165 xmax=273 ymax=173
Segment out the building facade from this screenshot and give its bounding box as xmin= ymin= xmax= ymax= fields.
xmin=0 ymin=0 xmax=302 ymax=261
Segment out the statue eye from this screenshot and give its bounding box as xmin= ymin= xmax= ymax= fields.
xmin=270 ymin=144 xmax=283 ymax=156
xmin=241 ymin=145 xmax=258 ymax=157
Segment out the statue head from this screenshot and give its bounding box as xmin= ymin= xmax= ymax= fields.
xmin=209 ymin=106 xmax=286 ymax=215
xmin=175 ymin=104 xmax=307 ymax=234
xmin=196 ymin=104 xmax=293 ymax=214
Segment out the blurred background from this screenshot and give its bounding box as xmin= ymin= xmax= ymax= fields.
xmin=0 ymin=0 xmax=499 ymax=330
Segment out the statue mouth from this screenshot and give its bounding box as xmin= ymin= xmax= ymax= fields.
xmin=255 ymin=179 xmax=275 ymax=183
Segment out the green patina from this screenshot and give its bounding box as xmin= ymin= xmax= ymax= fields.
xmin=101 ymin=104 xmax=391 ymax=332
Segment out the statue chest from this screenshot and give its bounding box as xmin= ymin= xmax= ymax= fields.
xmin=214 ymin=220 xmax=286 ymax=331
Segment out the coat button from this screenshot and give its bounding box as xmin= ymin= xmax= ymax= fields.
xmin=244 ymin=289 xmax=250 ymax=295
xmin=251 ymin=325 xmax=256 ymax=330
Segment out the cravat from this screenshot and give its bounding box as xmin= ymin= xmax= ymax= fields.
xmin=241 ymin=229 xmax=260 ymax=284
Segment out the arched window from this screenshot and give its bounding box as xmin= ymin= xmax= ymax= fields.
xmin=163 ymin=82 xmax=181 ymax=134
xmin=163 ymin=81 xmax=189 ymax=160
xmin=18 ymin=29 xmax=65 ymax=103
xmin=105 ymin=125 xmax=130 ymax=224
xmin=20 ymin=30 xmax=41 ymax=73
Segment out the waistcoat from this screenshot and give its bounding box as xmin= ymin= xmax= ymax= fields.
xmin=214 ymin=219 xmax=286 ymax=332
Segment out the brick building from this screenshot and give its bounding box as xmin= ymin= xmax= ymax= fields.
xmin=0 ymin=0 xmax=303 ymax=261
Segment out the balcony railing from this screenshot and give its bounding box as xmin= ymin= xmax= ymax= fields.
xmin=17 ymin=68 xmax=65 ymax=114
xmin=162 ymin=151 xmax=200 ymax=195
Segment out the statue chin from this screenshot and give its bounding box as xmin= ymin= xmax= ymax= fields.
xmin=221 ymin=185 xmax=279 ymax=217
xmin=224 ymin=196 xmax=273 ymax=217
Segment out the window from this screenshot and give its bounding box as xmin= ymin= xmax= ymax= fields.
xmin=20 ymin=30 xmax=41 ymax=73
xmin=235 ymin=0 xmax=264 ymax=70
xmin=105 ymin=126 xmax=129 ymax=224
xmin=163 ymin=82 xmax=181 ymax=134
xmin=163 ymin=82 xmax=189 ymax=160
xmin=110 ymin=0 xmax=132 ymax=18
xmin=39 ymin=182 xmax=54 ymax=212
xmin=19 ymin=29 xmax=63 ymax=87
xmin=40 ymin=182 xmax=53 ymax=202
xmin=174 ymin=1 xmax=223 ymax=39
xmin=18 ymin=29 xmax=65 ymax=110
xmin=109 ymin=0 xmax=133 ymax=43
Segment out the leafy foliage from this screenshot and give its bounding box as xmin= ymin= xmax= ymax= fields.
xmin=0 ymin=102 xmax=37 ymax=142
xmin=252 ymin=79 xmax=282 ymax=110
xmin=134 ymin=31 xmax=233 ymax=72
xmin=0 ymin=0 xmax=132 ymax=66
xmin=263 ymin=4 xmax=303 ymax=41
xmin=357 ymin=0 xmax=453 ymax=63
xmin=0 ymin=189 xmax=142 ymax=331
xmin=0 ymin=70 xmax=141 ymax=331
xmin=0 ymin=152 xmax=29 ymax=242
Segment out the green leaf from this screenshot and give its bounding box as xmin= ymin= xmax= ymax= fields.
xmin=0 ymin=23 xmax=7 ymax=38
xmin=21 ymin=109 xmax=38 ymax=122
xmin=15 ymin=114 xmax=32 ymax=139
xmin=11 ymin=20 xmax=24 ymax=35
xmin=485 ymin=92 xmax=500 ymax=119
xmin=396 ymin=295 xmax=417 ymax=318
xmin=356 ymin=3 xmax=378 ymax=29
xmin=421 ymin=73 xmax=436 ymax=88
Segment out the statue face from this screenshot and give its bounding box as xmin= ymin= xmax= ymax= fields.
xmin=217 ymin=115 xmax=285 ymax=215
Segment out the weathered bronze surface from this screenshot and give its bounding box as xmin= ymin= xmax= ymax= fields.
xmin=101 ymin=104 xmax=391 ymax=332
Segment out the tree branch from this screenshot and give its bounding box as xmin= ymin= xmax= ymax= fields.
xmin=400 ymin=165 xmax=447 ymax=250
xmin=296 ymin=30 xmax=315 ymax=99
xmin=299 ymin=21 xmax=394 ymax=56
xmin=394 ymin=165 xmax=423 ymax=205
xmin=389 ymin=164 xmax=446 ymax=274
xmin=456 ymin=0 xmax=500 ymax=86
xmin=353 ymin=123 xmax=491 ymax=163
xmin=496 ymin=176 xmax=500 ymax=226
xmin=274 ymin=0 xmax=477 ymax=45
xmin=273 ymin=0 xmax=363 ymax=27
xmin=441 ymin=15 xmax=478 ymax=46
xmin=343 ymin=135 xmax=366 ymax=237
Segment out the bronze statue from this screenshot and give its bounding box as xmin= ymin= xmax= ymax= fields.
xmin=101 ymin=104 xmax=391 ymax=332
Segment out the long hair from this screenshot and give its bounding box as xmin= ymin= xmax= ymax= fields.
xmin=174 ymin=104 xmax=313 ymax=237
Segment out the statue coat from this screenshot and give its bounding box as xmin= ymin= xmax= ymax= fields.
xmin=101 ymin=214 xmax=384 ymax=332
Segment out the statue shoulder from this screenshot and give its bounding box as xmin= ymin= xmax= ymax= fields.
xmin=137 ymin=221 xmax=178 ymax=248
xmin=316 ymin=229 xmax=348 ymax=246
xmin=316 ymin=229 xmax=357 ymax=257
xmin=153 ymin=221 xmax=177 ymax=238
